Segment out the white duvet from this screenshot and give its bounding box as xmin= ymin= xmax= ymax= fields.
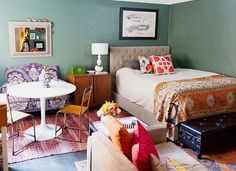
xmin=116 ymin=67 xmax=218 ymax=112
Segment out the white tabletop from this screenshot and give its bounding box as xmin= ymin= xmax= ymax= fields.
xmin=7 ymin=81 xmax=76 ymax=99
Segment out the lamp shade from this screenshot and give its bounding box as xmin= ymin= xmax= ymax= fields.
xmin=91 ymin=43 xmax=108 ymax=55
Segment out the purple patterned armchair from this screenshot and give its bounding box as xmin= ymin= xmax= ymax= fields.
xmin=0 ymin=63 xmax=69 ymax=112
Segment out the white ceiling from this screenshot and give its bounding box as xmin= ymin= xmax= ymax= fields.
xmin=113 ymin=0 xmax=193 ymax=5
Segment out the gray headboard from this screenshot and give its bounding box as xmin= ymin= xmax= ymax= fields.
xmin=109 ymin=46 xmax=170 ymax=87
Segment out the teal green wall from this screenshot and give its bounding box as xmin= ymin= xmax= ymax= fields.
xmin=0 ymin=0 xmax=169 ymax=84
xmin=169 ymin=0 xmax=236 ymax=77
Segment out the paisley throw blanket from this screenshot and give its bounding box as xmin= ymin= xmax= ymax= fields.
xmin=154 ymin=75 xmax=236 ymax=126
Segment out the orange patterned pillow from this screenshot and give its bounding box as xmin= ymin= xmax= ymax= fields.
xmin=150 ymin=55 xmax=175 ymax=75
xmin=105 ymin=115 xmax=132 ymax=159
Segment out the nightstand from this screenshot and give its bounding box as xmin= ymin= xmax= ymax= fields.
xmin=67 ymin=73 xmax=112 ymax=107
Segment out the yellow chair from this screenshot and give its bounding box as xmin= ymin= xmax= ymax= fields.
xmin=6 ymin=94 xmax=36 ymax=156
xmin=55 ymin=85 xmax=93 ymax=142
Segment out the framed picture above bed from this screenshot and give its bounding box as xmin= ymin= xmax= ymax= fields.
xmin=119 ymin=7 xmax=158 ymax=40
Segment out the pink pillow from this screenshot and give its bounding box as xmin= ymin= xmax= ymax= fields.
xmin=150 ymin=55 xmax=175 ymax=75
xmin=132 ymin=121 xmax=159 ymax=171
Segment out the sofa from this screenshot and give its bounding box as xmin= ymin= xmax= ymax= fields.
xmin=87 ymin=125 xmax=209 ymax=171
xmin=0 ymin=63 xmax=69 ymax=112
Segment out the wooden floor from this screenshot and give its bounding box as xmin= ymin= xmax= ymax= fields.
xmin=3 ymin=151 xmax=86 ymax=171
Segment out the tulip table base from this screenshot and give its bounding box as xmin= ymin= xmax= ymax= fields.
xmin=25 ymin=97 xmax=62 ymax=141
xmin=25 ymin=124 xmax=62 ymax=141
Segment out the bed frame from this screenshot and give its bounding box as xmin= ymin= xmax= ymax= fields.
xmin=109 ymin=46 xmax=178 ymax=141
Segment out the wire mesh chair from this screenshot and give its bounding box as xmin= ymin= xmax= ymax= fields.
xmin=55 ymin=85 xmax=93 ymax=142
xmin=6 ymin=94 xmax=36 ymax=155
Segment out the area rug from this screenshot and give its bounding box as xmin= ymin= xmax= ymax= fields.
xmin=75 ymin=160 xmax=87 ymax=171
xmin=7 ymin=109 xmax=129 ymax=164
xmin=7 ymin=108 xmax=236 ymax=170
xmin=184 ymin=147 xmax=236 ymax=171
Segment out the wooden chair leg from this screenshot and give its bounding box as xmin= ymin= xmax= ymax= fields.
xmin=79 ymin=115 xmax=81 ymax=142
xmin=63 ymin=113 xmax=67 ymax=128
xmin=87 ymin=111 xmax=90 ymax=130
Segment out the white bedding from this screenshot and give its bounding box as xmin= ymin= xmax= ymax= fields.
xmin=116 ymin=67 xmax=218 ymax=112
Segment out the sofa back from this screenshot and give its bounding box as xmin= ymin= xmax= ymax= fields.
xmin=4 ymin=63 xmax=59 ymax=84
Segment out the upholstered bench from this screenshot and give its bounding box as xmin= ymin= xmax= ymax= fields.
xmin=0 ymin=63 xmax=69 ymax=112
xmin=179 ymin=112 xmax=236 ymax=159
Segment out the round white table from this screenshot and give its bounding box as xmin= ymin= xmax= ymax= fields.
xmin=7 ymin=81 xmax=76 ymax=141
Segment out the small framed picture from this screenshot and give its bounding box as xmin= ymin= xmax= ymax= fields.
xmin=34 ymin=41 xmax=45 ymax=51
xmin=30 ymin=33 xmax=36 ymax=40
xmin=120 ymin=7 xmax=158 ymax=40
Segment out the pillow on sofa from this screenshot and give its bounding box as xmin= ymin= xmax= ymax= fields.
xmin=5 ymin=63 xmax=59 ymax=83
xmin=132 ymin=121 xmax=159 ymax=171
xmin=105 ymin=115 xmax=132 ymax=159
xmin=138 ymin=56 xmax=153 ymax=73
xmin=150 ymin=55 xmax=175 ymax=76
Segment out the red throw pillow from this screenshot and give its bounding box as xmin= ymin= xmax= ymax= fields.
xmin=150 ymin=55 xmax=175 ymax=75
xmin=132 ymin=121 xmax=159 ymax=171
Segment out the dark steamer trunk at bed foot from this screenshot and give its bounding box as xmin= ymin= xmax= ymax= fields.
xmin=179 ymin=112 xmax=236 ymax=158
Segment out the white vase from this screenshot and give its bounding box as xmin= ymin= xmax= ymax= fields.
xmin=100 ymin=115 xmax=107 ymax=123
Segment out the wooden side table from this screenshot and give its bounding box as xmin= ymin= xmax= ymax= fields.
xmin=68 ymin=73 xmax=112 ymax=107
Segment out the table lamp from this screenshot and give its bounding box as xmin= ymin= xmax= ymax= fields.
xmin=91 ymin=43 xmax=108 ymax=72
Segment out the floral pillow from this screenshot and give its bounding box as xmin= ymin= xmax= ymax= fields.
xmin=138 ymin=56 xmax=153 ymax=73
xmin=150 ymin=55 xmax=175 ymax=76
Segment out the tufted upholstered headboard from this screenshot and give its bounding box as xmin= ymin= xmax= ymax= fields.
xmin=109 ymin=46 xmax=170 ymax=89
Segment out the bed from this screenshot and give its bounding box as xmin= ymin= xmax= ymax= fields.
xmin=110 ymin=46 xmax=236 ymax=140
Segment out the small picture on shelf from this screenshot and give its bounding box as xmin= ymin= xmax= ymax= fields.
xmin=34 ymin=41 xmax=45 ymax=51
xmin=30 ymin=33 xmax=35 ymax=40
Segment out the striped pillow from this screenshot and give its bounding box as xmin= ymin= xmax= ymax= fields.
xmin=132 ymin=121 xmax=159 ymax=171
